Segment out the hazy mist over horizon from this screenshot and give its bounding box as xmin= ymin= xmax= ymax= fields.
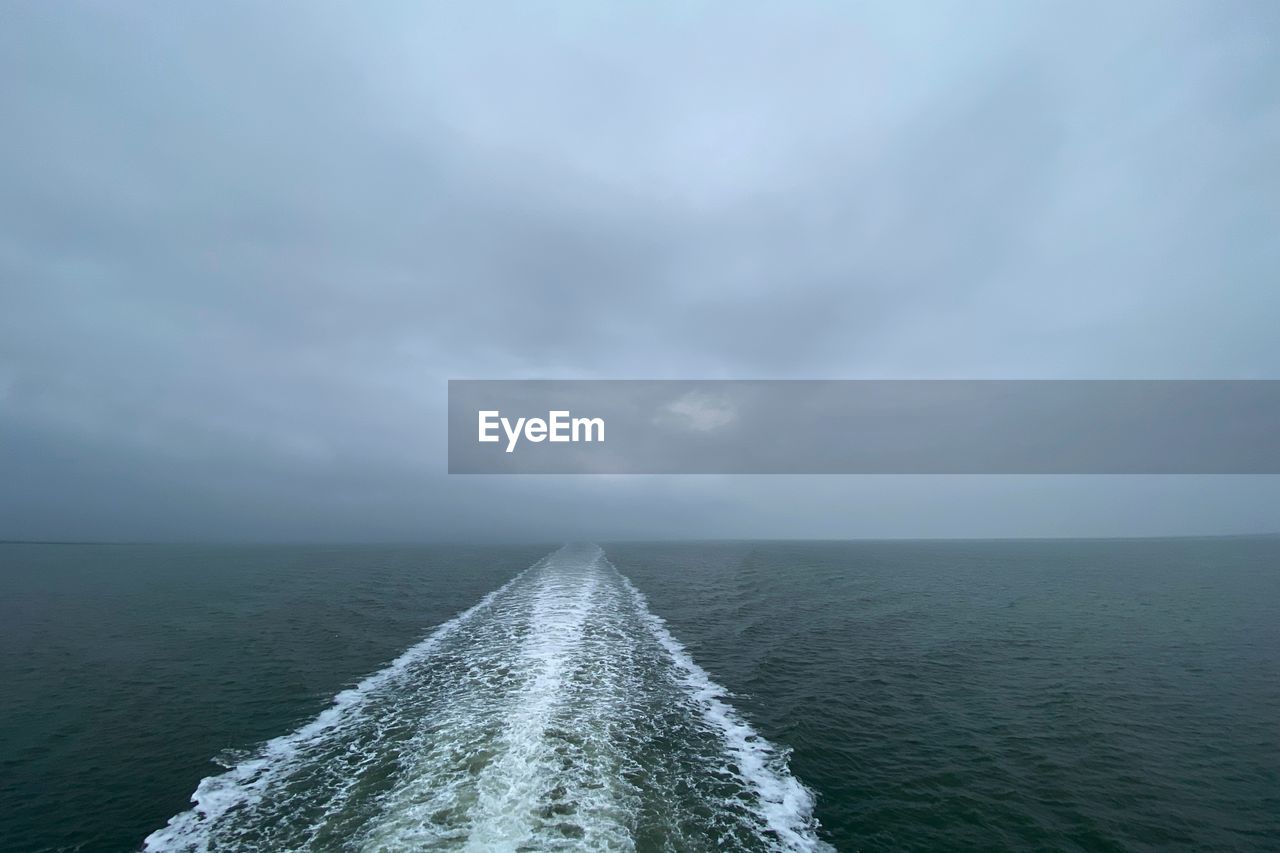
xmin=3 ymin=1 xmax=1279 ymax=542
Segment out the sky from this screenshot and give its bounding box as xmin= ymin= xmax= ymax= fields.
xmin=2 ymin=0 xmax=1278 ymax=542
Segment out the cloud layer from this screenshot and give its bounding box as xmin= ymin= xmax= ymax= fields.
xmin=2 ymin=1 xmax=1278 ymax=540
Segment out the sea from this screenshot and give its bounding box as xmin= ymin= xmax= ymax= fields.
xmin=1 ymin=538 xmax=1277 ymax=851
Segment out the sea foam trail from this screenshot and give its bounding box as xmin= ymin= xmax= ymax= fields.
xmin=143 ymin=558 xmax=542 ymax=852
xmin=145 ymin=545 xmax=830 ymax=852
xmin=614 ymin=564 xmax=826 ymax=851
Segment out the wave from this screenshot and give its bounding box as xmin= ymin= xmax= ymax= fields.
xmin=144 ymin=545 xmax=830 ymax=851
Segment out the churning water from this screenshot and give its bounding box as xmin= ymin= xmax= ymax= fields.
xmin=143 ymin=544 xmax=827 ymax=852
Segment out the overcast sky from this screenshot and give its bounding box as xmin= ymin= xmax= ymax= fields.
xmin=2 ymin=1 xmax=1278 ymax=542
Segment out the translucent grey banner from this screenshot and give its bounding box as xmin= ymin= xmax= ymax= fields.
xmin=447 ymin=380 xmax=1280 ymax=474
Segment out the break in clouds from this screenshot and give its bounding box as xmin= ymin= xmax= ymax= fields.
xmin=1 ymin=1 xmax=1278 ymax=541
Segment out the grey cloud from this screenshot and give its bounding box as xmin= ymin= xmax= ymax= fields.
xmin=1 ymin=1 xmax=1278 ymax=540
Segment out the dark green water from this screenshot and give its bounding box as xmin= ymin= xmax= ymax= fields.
xmin=1 ymin=539 xmax=1277 ymax=851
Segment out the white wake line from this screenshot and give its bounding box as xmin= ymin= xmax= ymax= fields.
xmin=146 ymin=545 xmax=832 ymax=852
xmin=465 ymin=567 xmax=602 ymax=849
xmin=612 ymin=564 xmax=832 ymax=853
xmin=143 ymin=555 xmax=551 ymax=852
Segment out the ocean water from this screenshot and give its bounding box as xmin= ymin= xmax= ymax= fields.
xmin=1 ymin=539 xmax=1277 ymax=851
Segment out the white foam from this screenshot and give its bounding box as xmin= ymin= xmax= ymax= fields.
xmin=465 ymin=555 xmax=602 ymax=847
xmin=145 ymin=545 xmax=833 ymax=852
xmin=357 ymin=544 xmax=635 ymax=851
xmin=615 ymin=566 xmax=832 ymax=852
xmin=143 ymin=561 xmax=540 ymax=852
